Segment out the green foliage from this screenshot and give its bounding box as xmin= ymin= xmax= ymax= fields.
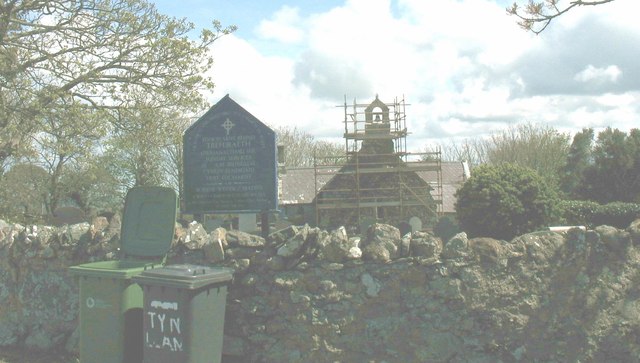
xmin=584 ymin=128 xmax=640 ymax=203
xmin=485 ymin=122 xmax=570 ymax=187
xmin=435 ymin=122 xmax=571 ymax=184
xmin=104 ymin=105 xmax=185 ymax=189
xmin=557 ymin=127 xmax=640 ymax=203
xmin=0 ymin=159 xmax=125 ymax=223
xmin=0 ymin=164 xmax=49 ymax=223
xmin=559 ymin=200 xmax=640 ymax=229
xmin=596 ymin=202 xmax=640 ymax=228
xmin=62 ymin=159 xmax=125 ymax=213
xmin=1 ymin=0 xmax=233 ymax=162
xmin=557 ymin=200 xmax=600 ymax=227
xmin=440 ymin=126 xmax=639 ymax=205
xmin=434 ymin=215 xmax=461 ymax=242
xmin=455 ymin=163 xmax=560 ymax=240
xmin=0 ymin=0 xmax=234 ymax=220
xmin=27 ymin=106 xmax=109 ymax=214
xmin=560 ymin=128 xmax=593 ymax=199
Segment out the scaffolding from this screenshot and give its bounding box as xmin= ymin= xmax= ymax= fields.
xmin=313 ymin=96 xmax=443 ymax=229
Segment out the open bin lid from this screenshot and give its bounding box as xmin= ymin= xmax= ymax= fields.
xmin=121 ymin=186 xmax=177 ymax=259
xmin=133 ymin=264 xmax=233 ymax=290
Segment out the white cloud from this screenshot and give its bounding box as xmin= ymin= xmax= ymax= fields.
xmin=574 ymin=65 xmax=622 ymax=83
xmin=595 ymin=92 xmax=635 ymax=107
xmin=256 ymin=6 xmax=305 ymax=44
xmin=205 ymin=0 xmax=640 ymax=150
xmin=555 ymin=0 xmax=640 ymax=33
xmin=207 ymin=35 xmax=341 ymax=139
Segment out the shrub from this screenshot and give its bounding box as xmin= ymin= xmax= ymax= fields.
xmin=558 ymin=200 xmax=600 ymax=226
xmin=455 ymin=163 xmax=560 ymax=240
xmin=559 ymin=200 xmax=640 ymax=229
xmin=596 ymin=202 xmax=640 ymax=228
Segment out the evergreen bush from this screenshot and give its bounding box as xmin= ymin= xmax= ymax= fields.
xmin=559 ymin=200 xmax=640 ymax=228
xmin=455 ymin=163 xmax=560 ymax=240
xmin=558 ymin=200 xmax=600 ymax=226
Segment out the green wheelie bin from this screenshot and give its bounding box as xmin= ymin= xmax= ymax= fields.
xmin=69 ymin=186 xmax=177 ymax=363
xmin=133 ymin=264 xmax=233 ymax=363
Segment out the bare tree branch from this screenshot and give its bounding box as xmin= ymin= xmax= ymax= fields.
xmin=507 ymin=0 xmax=616 ymax=34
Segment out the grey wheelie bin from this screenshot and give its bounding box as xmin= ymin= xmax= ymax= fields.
xmin=69 ymin=186 xmax=177 ymax=363
xmin=132 ymin=264 xmax=233 ymax=363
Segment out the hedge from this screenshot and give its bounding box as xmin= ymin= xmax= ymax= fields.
xmin=559 ymin=200 xmax=640 ymax=229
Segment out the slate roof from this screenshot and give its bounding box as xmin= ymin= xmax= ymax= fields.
xmin=279 ymin=168 xmax=322 ymax=205
xmin=279 ymin=162 xmax=469 ymax=213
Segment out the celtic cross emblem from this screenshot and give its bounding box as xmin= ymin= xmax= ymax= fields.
xmin=221 ymin=118 xmax=235 ymax=136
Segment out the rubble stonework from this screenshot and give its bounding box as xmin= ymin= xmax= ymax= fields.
xmin=1 ymin=218 xmax=640 ymax=362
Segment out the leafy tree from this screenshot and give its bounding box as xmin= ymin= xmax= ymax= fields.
xmin=0 ymin=0 xmax=235 ymax=167
xmin=585 ymin=127 xmax=640 ymax=203
xmin=0 ymin=164 xmax=49 ymax=222
xmin=560 ymin=128 xmax=593 ymax=198
xmin=28 ymin=105 xmax=108 ymax=214
xmin=103 ymin=104 xmax=180 ymax=190
xmin=0 ymin=106 xmax=108 ymax=219
xmin=0 ymin=0 xmax=236 ymax=222
xmin=507 ymin=0 xmax=617 ymax=34
xmin=60 ymin=158 xmax=123 ymax=213
xmin=455 ymin=163 xmax=560 ymax=240
xmin=161 ymin=117 xmax=193 ymax=204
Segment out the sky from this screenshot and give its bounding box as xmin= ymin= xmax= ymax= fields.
xmin=149 ymin=0 xmax=640 ymax=151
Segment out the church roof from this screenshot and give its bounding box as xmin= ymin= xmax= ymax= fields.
xmin=279 ymin=162 xmax=469 ymax=213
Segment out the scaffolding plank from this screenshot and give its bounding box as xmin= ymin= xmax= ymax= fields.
xmin=316 ymin=200 xmax=442 ymax=210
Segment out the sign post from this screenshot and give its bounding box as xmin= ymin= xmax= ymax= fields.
xmin=183 ymin=95 xmax=278 ymax=235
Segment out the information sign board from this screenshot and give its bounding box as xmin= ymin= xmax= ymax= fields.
xmin=183 ymin=95 xmax=277 ymax=213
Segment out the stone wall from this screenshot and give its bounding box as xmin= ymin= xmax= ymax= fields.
xmin=1 ymin=217 xmax=640 ymax=362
